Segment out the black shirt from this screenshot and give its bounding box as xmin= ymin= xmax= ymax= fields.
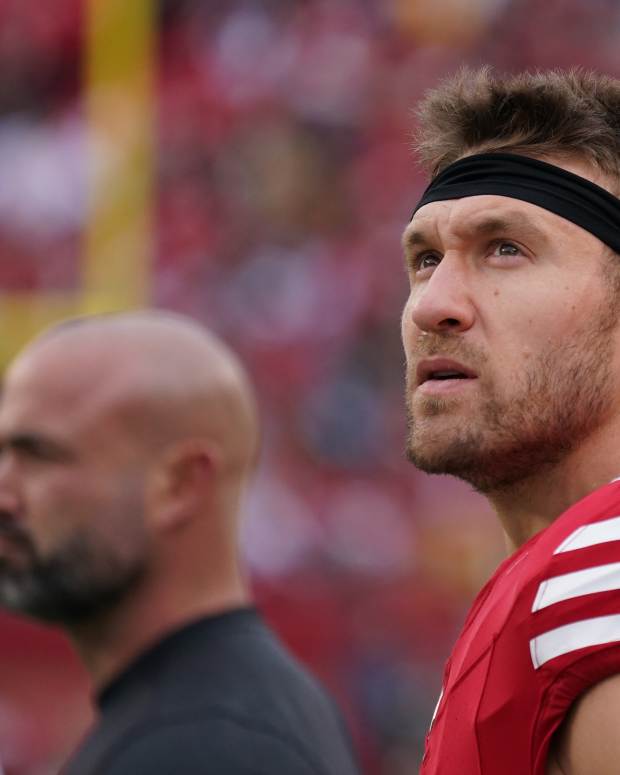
xmin=61 ymin=608 xmax=360 ymax=775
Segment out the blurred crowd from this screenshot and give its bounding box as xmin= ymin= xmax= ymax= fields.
xmin=1 ymin=0 xmax=619 ymax=773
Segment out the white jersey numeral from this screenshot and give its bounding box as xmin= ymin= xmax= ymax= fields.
xmin=430 ymin=688 xmax=444 ymax=729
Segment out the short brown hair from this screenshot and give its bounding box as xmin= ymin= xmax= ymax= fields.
xmin=414 ymin=67 xmax=620 ymax=188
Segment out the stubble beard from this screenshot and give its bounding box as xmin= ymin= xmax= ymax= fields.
xmin=405 ymin=304 xmax=618 ymax=495
xmin=0 ymin=522 xmax=147 ymax=626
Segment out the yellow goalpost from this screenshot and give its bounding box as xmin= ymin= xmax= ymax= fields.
xmin=0 ymin=0 xmax=156 ymax=366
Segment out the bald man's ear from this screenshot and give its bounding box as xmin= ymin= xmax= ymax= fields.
xmin=146 ymin=439 xmax=218 ymax=532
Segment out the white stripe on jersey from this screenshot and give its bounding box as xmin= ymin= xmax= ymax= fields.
xmin=530 ymin=613 xmax=620 ymax=669
xmin=532 ymin=561 xmax=620 ymax=612
xmin=554 ymin=515 xmax=620 ymax=554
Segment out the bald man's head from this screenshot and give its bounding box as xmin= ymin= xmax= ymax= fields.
xmin=9 ymin=310 xmax=260 ymax=477
xmin=0 ymin=311 xmax=259 ymax=625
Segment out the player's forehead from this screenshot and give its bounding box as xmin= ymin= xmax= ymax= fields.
xmin=403 ymin=195 xmax=552 ymax=249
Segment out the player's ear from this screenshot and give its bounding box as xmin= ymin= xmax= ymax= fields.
xmin=146 ymin=439 xmax=217 ymax=532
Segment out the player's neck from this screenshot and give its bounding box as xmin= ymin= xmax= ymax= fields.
xmin=488 ymin=428 xmax=620 ymax=553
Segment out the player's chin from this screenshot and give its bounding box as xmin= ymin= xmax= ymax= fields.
xmin=405 ymin=444 xmax=448 ymax=473
xmin=406 ymin=432 xmax=449 ymax=468
xmin=409 ymin=393 xmax=467 ymax=422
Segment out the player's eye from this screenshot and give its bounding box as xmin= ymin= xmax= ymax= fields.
xmin=492 ymin=241 xmax=520 ymax=257
xmin=411 ymin=252 xmax=441 ymax=273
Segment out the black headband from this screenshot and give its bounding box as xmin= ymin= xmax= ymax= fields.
xmin=411 ymin=152 xmax=620 ymax=254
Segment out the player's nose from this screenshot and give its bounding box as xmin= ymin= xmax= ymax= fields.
xmin=407 ymin=253 xmax=475 ymax=335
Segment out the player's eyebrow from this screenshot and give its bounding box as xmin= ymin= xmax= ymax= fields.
xmin=461 ymin=213 xmax=549 ymax=244
xmin=0 ymin=432 xmax=76 ymax=461
xmin=402 ymin=210 xmax=549 ymax=268
xmin=401 ymin=228 xmax=435 ymax=270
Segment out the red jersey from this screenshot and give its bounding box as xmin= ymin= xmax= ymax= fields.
xmin=421 ymin=480 xmax=620 ymax=774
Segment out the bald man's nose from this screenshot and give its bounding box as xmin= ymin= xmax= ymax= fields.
xmin=0 ymin=457 xmax=20 ymax=516
xmin=408 ymin=255 xmax=475 ymax=335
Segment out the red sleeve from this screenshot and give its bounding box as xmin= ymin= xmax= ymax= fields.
xmin=528 ymin=511 xmax=620 ymax=771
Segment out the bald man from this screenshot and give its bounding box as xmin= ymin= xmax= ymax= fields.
xmin=0 ymin=311 xmax=359 ymax=775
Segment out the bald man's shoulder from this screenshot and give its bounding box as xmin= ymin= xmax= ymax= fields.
xmin=62 ymin=609 xmax=360 ymax=775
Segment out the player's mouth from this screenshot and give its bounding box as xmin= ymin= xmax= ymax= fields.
xmin=415 ymin=358 xmax=478 ymax=395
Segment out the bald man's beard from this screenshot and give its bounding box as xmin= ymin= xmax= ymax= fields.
xmin=405 ymin=307 xmax=617 ymax=494
xmin=0 ymin=522 xmax=147 ymax=625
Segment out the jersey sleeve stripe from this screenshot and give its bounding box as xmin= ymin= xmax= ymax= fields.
xmin=554 ymin=515 xmax=620 ymax=554
xmin=532 ymin=562 xmax=620 ymax=612
xmin=530 ymin=613 xmax=620 ymax=669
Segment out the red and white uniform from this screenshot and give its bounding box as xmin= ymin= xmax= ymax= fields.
xmin=421 ymin=480 xmax=620 ymax=774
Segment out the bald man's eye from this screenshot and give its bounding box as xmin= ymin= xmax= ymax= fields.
xmin=9 ymin=436 xmax=73 ymax=463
